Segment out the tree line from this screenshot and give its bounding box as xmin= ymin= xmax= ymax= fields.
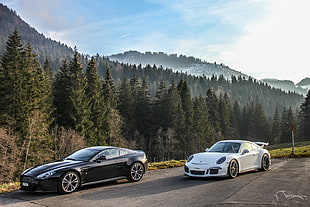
xmin=1 ymin=31 xmax=309 ymax=184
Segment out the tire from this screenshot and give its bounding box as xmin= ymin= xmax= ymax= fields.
xmin=128 ymin=162 xmax=144 ymax=182
xmin=227 ymin=159 xmax=239 ymax=178
xmin=58 ymin=171 xmax=80 ymax=194
xmin=260 ymin=154 xmax=270 ymax=171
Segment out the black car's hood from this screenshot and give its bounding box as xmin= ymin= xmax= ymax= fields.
xmin=23 ymin=160 xmax=83 ymax=176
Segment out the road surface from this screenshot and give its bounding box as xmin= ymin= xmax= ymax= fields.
xmin=0 ymin=158 xmax=309 ymax=207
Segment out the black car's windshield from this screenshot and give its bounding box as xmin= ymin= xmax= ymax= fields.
xmin=208 ymin=142 xmax=240 ymax=153
xmin=65 ymin=149 xmax=100 ymax=161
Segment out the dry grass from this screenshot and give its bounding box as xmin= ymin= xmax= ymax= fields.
xmin=0 ymin=182 xmax=20 ymax=193
xmin=148 ymin=160 xmax=186 ymax=170
xmin=269 ymin=145 xmax=310 ymax=158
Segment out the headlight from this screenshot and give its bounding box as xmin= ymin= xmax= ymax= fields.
xmin=36 ymin=170 xmax=56 ymax=179
xmin=187 ymin=155 xmax=194 ymax=163
xmin=216 ymin=156 xmax=226 ymax=164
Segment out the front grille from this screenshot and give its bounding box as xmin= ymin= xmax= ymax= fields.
xmin=190 ymin=170 xmax=205 ymax=175
xmin=21 ymin=176 xmax=39 ymax=184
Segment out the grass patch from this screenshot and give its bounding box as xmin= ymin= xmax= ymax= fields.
xmin=148 ymin=160 xmax=186 ymax=170
xmin=269 ymin=145 xmax=310 ymax=158
xmin=0 ymin=182 xmax=20 ymax=193
xmin=266 ymin=141 xmax=310 ymax=150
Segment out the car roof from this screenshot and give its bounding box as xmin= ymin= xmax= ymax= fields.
xmin=217 ymin=140 xmax=249 ymax=144
xmin=84 ymin=146 xmax=121 ymax=151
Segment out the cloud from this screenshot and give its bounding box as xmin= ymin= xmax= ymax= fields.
xmin=219 ymin=0 xmax=310 ymax=82
xmin=120 ymin=33 xmax=131 ymax=39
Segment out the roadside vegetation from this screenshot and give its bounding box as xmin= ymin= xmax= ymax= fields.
xmin=269 ymin=144 xmax=310 ymax=158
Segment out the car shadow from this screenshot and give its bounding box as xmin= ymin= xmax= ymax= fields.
xmin=0 ymin=167 xmax=265 ymax=205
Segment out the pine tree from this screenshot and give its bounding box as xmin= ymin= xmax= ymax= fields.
xmin=177 ymin=80 xmax=194 ymax=155
xmin=192 ymin=95 xmax=214 ymax=152
xmin=164 ymin=80 xmax=185 ymax=159
xmin=280 ymin=107 xmax=294 ymax=143
xmin=135 ymin=77 xmax=152 ymax=150
xmin=54 ymin=52 xmax=92 ymax=141
xmin=298 ymin=90 xmax=310 ymax=141
xmin=218 ymin=93 xmax=232 ymax=138
xmin=85 ymin=57 xmax=107 ymax=145
xmin=69 ymin=52 xmax=93 ymax=140
xmin=0 ymin=31 xmax=54 ymax=169
xmin=0 ymin=30 xmax=24 ymax=127
xmin=206 ymin=88 xmax=220 ymax=133
xmin=271 ymin=108 xmax=281 ymax=144
xmin=103 ymin=68 xmax=123 ymax=146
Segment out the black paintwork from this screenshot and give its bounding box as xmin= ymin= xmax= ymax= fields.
xmin=20 ymin=146 xmax=148 ymax=193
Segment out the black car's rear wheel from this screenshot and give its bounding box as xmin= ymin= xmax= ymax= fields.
xmin=58 ymin=171 xmax=80 ymax=194
xmin=128 ymin=162 xmax=144 ymax=182
xmin=228 ymin=159 xmax=239 ymax=178
xmin=260 ymin=154 xmax=270 ymax=171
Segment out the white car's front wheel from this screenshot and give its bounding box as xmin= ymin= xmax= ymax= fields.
xmin=228 ymin=159 xmax=238 ymax=178
xmin=260 ymin=154 xmax=270 ymax=171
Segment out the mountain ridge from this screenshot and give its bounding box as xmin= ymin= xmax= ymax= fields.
xmin=109 ymin=50 xmax=249 ymax=80
xmin=0 ymin=3 xmax=74 ymax=69
xmin=110 ymin=50 xmax=308 ymax=95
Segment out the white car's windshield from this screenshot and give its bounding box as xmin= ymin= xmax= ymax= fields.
xmin=208 ymin=142 xmax=240 ymax=153
xmin=65 ymin=149 xmax=100 ymax=161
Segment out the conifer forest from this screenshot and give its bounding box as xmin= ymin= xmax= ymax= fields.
xmin=1 ymin=31 xmax=310 ymax=184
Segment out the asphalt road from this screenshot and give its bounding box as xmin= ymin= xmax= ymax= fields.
xmin=0 ymin=158 xmax=309 ymax=207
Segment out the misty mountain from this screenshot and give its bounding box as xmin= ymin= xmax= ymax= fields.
xmin=297 ymin=78 xmax=310 ymax=89
xmin=261 ymin=79 xmax=307 ymax=95
xmin=109 ymin=51 xmax=249 ymax=80
xmin=110 ymin=51 xmax=310 ymax=96
xmin=0 ymin=3 xmax=74 ymax=70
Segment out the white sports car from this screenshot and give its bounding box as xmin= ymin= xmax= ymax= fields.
xmin=184 ymin=140 xmax=270 ymax=178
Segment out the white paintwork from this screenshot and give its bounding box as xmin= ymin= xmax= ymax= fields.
xmin=184 ymin=140 xmax=270 ymax=178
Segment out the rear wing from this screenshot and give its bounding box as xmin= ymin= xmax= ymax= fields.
xmin=254 ymin=142 xmax=269 ymax=148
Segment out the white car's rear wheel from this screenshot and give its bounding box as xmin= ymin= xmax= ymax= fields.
xmin=228 ymin=159 xmax=238 ymax=178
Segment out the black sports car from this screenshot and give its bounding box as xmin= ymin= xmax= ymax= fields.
xmin=20 ymin=146 xmax=148 ymax=193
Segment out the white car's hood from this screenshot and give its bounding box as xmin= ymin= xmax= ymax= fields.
xmin=190 ymin=152 xmax=232 ymax=165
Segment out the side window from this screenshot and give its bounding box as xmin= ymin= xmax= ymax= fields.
xmin=120 ymin=150 xmax=127 ymax=156
xmin=95 ymin=149 xmax=120 ymax=160
xmin=241 ymin=143 xmax=251 ymax=152
xmin=105 ymin=149 xmax=120 ymax=159
xmin=251 ymin=143 xmax=258 ymax=150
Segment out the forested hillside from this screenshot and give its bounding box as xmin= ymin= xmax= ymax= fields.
xmin=0 ymin=4 xmax=74 ymax=69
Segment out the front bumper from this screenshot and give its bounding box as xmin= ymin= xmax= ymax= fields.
xmin=20 ymin=175 xmax=59 ymax=192
xmin=184 ymin=163 xmax=229 ymax=177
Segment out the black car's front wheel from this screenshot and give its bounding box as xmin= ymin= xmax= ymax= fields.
xmin=58 ymin=171 xmax=80 ymax=194
xmin=128 ymin=162 xmax=144 ymax=182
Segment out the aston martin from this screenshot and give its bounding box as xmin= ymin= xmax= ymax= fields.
xmin=20 ymin=146 xmax=148 ymax=193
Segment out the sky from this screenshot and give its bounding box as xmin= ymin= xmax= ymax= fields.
xmin=1 ymin=0 xmax=309 ymax=83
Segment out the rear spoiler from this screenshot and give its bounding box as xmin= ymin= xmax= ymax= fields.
xmin=254 ymin=142 xmax=269 ymax=148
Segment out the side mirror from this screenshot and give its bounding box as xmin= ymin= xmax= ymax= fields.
xmin=242 ymin=149 xmax=249 ymax=155
xmin=205 ymin=148 xmax=209 ymax=152
xmin=96 ymin=155 xmax=107 ymax=162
